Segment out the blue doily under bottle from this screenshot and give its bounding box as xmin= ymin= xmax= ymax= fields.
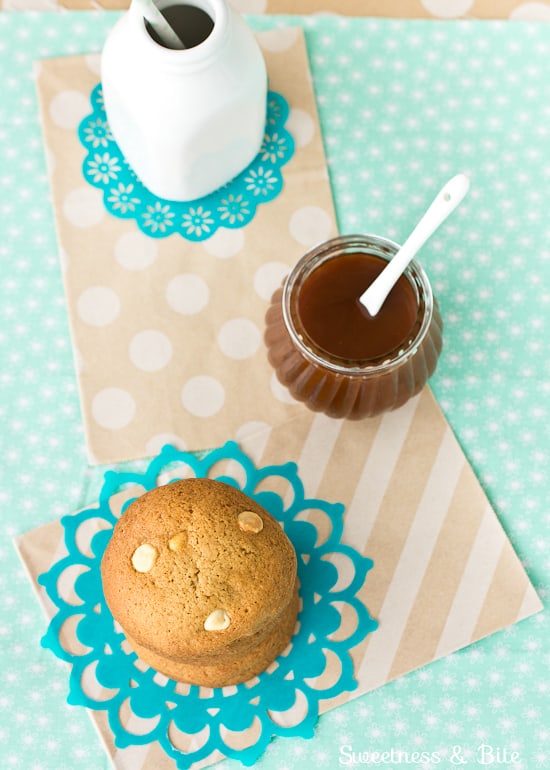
xmin=78 ymin=85 xmax=295 ymax=240
xmin=39 ymin=441 xmax=378 ymax=768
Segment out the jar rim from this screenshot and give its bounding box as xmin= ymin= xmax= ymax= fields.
xmin=131 ymin=0 xmax=229 ymax=65
xmin=282 ymin=233 xmax=436 ymax=377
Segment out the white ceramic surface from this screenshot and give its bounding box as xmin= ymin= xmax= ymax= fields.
xmin=101 ymin=0 xmax=267 ymax=201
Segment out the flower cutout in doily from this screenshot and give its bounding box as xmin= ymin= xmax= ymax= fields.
xmin=78 ymin=85 xmax=294 ymax=241
xmin=39 ymin=442 xmax=378 ymax=768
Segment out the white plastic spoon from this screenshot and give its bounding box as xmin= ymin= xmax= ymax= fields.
xmin=359 ymin=173 xmax=470 ymax=317
xmin=133 ymin=0 xmax=186 ymax=50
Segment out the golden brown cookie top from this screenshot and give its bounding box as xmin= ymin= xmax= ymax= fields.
xmin=101 ymin=478 xmax=297 ymax=659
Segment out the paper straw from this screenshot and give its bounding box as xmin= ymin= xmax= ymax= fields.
xmin=133 ymin=0 xmax=186 ymax=49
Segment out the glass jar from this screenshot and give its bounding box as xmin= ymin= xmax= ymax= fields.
xmin=264 ymin=234 xmax=443 ymax=419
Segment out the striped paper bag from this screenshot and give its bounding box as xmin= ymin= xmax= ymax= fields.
xmin=15 ymin=387 xmax=542 ymax=768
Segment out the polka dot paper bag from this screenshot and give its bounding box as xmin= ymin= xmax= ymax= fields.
xmin=16 ymin=13 xmax=546 ymax=770
xmin=35 ymin=27 xmax=338 ymax=465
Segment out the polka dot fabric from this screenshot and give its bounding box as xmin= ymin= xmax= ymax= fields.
xmin=0 ymin=11 xmax=548 ymax=770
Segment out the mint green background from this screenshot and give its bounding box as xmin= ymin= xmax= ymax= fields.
xmin=0 ymin=12 xmax=548 ymax=770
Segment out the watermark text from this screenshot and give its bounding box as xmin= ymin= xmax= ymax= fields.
xmin=339 ymin=744 xmax=522 ymax=766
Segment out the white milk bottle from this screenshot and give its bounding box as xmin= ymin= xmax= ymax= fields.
xmin=101 ymin=0 xmax=267 ymax=201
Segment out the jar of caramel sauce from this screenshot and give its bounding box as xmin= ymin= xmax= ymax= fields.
xmin=264 ymin=234 xmax=443 ymax=419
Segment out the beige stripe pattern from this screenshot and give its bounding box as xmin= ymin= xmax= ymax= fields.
xmin=435 ymin=505 xmax=506 ymax=658
xmin=14 ymin=386 xmax=542 ymax=768
xmin=344 ymin=396 xmax=423 ymax=549
xmin=357 ymin=427 xmax=466 ymax=690
xmin=246 ymin=388 xmax=542 ymax=705
xmin=388 ymin=463 xmax=488 ymax=678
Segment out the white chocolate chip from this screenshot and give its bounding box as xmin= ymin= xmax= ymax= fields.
xmin=238 ymin=510 xmax=263 ymax=534
xmin=131 ymin=543 xmax=158 ymax=573
xmin=168 ymin=531 xmax=187 ymax=552
xmin=204 ymin=609 xmax=231 ymax=631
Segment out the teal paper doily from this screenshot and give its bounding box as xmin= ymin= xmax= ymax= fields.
xmin=78 ymin=85 xmax=295 ymax=240
xmin=39 ymin=442 xmax=377 ymax=768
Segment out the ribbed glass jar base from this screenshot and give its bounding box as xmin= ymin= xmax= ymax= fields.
xmin=264 ymin=235 xmax=443 ymax=420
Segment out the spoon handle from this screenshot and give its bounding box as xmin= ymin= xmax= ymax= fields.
xmin=360 ymin=173 xmax=470 ymax=317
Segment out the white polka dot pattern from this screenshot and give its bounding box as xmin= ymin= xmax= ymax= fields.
xmin=33 ymin=29 xmax=336 ymax=459
xmin=2 ymin=0 xmax=550 ymax=16
xmin=256 ymin=26 xmax=300 ymax=51
xmin=77 ymin=286 xmax=120 ymax=327
xmin=217 ymin=318 xmax=261 ymax=360
xmin=510 ymin=1 xmax=550 ymax=19
xmin=270 ymin=371 xmax=298 ymax=404
xmin=288 ymin=204 xmax=333 ymax=245
xmin=49 ymin=89 xmax=90 ymax=129
xmin=62 ymin=186 xmax=104 ymax=227
xmin=287 ymin=107 xmax=316 ymax=148
xmin=251 ymin=0 xmax=550 ymax=19
xmin=128 ymin=330 xmax=173 ymax=372
xmin=165 ymin=274 xmax=210 ymax=316
xmin=145 ymin=433 xmax=188 ymax=455
xmin=253 ymin=260 xmax=290 ymax=300
xmin=0 ymin=13 xmax=548 ymax=770
xmin=421 ymin=0 xmax=474 ymax=17
xmin=114 ymin=231 xmax=158 ymax=270
xmin=91 ymin=387 xmax=136 ymax=429
xmin=230 ymin=0 xmax=268 ymax=13
xmin=202 ymin=227 xmax=245 ymax=258
xmin=181 ymin=375 xmax=225 ymax=417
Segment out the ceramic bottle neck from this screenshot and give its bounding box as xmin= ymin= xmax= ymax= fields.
xmin=129 ymin=0 xmax=231 ymax=70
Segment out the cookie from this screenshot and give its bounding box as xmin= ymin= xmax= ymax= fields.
xmin=101 ymin=478 xmax=298 ymax=687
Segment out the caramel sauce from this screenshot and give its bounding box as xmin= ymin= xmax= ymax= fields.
xmin=296 ymin=252 xmax=418 ymax=362
xmin=264 ymin=237 xmax=443 ymax=420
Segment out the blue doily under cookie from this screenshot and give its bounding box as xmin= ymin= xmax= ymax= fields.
xmin=78 ymin=85 xmax=295 ymax=240
xmin=39 ymin=441 xmax=378 ymax=768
